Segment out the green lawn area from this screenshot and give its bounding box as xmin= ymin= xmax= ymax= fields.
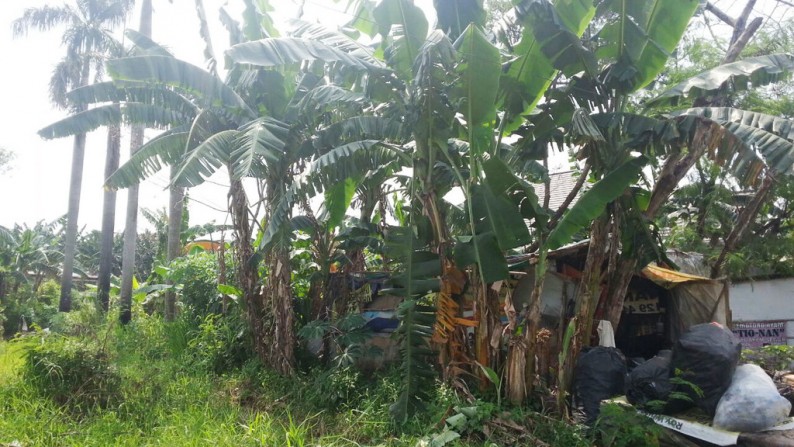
xmin=0 ymin=325 xmax=430 ymax=447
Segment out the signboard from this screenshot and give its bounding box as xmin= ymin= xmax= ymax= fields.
xmin=623 ymin=291 xmax=663 ymax=314
xmin=732 ymin=320 xmax=787 ymax=348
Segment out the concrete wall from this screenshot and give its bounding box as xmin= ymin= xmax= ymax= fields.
xmin=730 ymin=277 xmax=794 ymax=346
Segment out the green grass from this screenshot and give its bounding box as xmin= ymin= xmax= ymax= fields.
xmin=0 ymin=320 xmax=430 ymax=447
xmin=0 ymin=314 xmax=594 ymax=447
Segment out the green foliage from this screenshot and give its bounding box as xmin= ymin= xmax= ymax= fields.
xmin=186 ymin=313 xmax=252 ymax=374
xmin=742 ymin=344 xmax=794 ymax=371
xmin=22 ymin=334 xmax=121 ymax=412
xmin=547 ymin=156 xmax=648 ymax=249
xmin=593 ymin=403 xmax=663 ymax=447
xmin=167 ymin=251 xmax=223 ymax=323
xmin=298 ymin=313 xmax=378 ymax=368
xmin=647 ymin=54 xmax=794 ymax=108
xmin=305 ymin=365 xmax=364 ymax=409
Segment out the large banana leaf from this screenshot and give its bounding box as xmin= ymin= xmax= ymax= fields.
xmin=171 ymin=130 xmax=240 ymax=188
xmin=500 ymin=0 xmax=595 ymax=130
xmin=455 ymin=162 xmax=536 ymax=283
xmin=38 ymin=103 xmax=186 ymax=139
xmin=288 ymin=19 xmax=381 ymax=65
xmin=294 ymin=85 xmax=368 ymax=117
xmin=647 ymin=54 xmax=794 ymax=108
xmin=546 ymin=155 xmax=647 ymax=249
xmin=105 ymin=130 xmax=189 ymax=189
xmin=453 ymin=23 xmax=500 ymax=147
xmin=227 ymin=37 xmax=374 ymax=70
xmin=525 ymin=0 xmax=597 ymax=77
xmin=259 ymin=140 xmax=409 ymax=250
xmin=482 ymin=156 xmax=547 ymax=224
xmin=720 ymin=121 xmax=794 ymax=178
xmin=322 ymin=177 xmax=358 ymax=230
xmin=303 ymin=116 xmax=408 ymax=154
xmin=66 ymin=81 xmax=197 ymax=119
xmin=676 ymin=107 xmax=794 ymax=142
xmin=596 ymin=0 xmax=698 ymax=91
xmin=230 ymin=117 xmax=289 ymax=179
xmin=672 ymin=112 xmax=794 ymax=182
xmin=384 ymin=224 xmax=438 ymax=424
xmin=107 ymin=56 xmax=254 ymax=119
xmin=433 ymin=0 xmax=485 ymax=41
xmin=373 ymin=0 xmax=429 ymax=80
xmin=125 ymin=29 xmax=173 ymax=57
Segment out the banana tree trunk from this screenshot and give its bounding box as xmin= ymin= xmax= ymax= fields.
xmin=263 ymin=178 xmax=295 ymax=375
xmin=119 ymin=0 xmax=152 ymax=326
xmin=97 ymin=118 xmax=120 ymax=313
xmin=562 ymin=215 xmax=609 ymax=384
xmin=229 ymin=177 xmax=269 ymax=364
xmin=264 ymin=245 xmax=295 ymax=375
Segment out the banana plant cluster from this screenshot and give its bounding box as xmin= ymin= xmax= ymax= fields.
xmin=34 ymin=0 xmax=794 ymax=425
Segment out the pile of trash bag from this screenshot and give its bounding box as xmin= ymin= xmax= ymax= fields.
xmin=574 ymin=346 xmax=627 ymax=423
xmin=625 ymin=349 xmax=673 ymax=409
xmin=669 ymin=323 xmax=742 ymax=416
xmin=577 ymin=322 xmax=794 ymax=433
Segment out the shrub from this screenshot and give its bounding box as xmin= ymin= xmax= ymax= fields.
xmin=168 ymin=252 xmax=222 ymax=323
xmin=742 ymin=344 xmax=794 ymax=372
xmin=305 ymin=365 xmax=364 ymax=409
xmin=1 ymin=281 xmax=59 ymax=337
xmin=22 ymin=335 xmax=121 ymax=413
xmin=593 ymin=403 xmax=663 ymax=447
xmin=186 ymin=313 xmax=252 ymax=374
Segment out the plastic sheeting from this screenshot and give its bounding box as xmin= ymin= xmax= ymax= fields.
xmin=669 ymin=281 xmax=729 ymax=342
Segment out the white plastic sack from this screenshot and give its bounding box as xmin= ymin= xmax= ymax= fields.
xmin=713 ymin=364 xmax=791 ymax=432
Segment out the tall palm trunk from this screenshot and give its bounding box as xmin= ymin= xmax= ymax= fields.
xmin=97 ymin=117 xmax=121 ymax=312
xmin=164 ymin=171 xmax=184 ymax=322
xmin=120 ymin=0 xmax=152 ymax=325
xmin=59 ymin=60 xmax=91 ymax=312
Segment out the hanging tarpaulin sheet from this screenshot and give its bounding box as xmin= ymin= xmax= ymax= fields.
xmin=669 ymin=281 xmax=729 ymax=342
xmin=642 ymin=265 xmax=711 ymax=288
xmin=732 ymin=321 xmax=787 ymax=348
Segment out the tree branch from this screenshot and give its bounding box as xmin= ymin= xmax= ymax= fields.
xmin=705 ymin=2 xmax=736 ymax=27
xmin=724 ymin=17 xmax=763 ymax=63
xmin=711 ymin=173 xmax=775 ymax=278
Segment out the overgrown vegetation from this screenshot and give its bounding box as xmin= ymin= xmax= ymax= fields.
xmin=4 ymin=0 xmax=794 ymax=445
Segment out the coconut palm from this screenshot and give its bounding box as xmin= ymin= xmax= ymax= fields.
xmin=13 ymin=0 xmax=134 ymax=312
xmin=118 ymin=0 xmax=153 ymax=325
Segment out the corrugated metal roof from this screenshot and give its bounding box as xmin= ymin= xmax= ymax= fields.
xmin=532 ymin=170 xmax=585 ymax=211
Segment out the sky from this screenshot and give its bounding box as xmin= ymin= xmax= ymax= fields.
xmin=0 ymin=0 xmax=433 ymax=232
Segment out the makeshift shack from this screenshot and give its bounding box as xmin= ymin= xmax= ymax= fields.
xmin=508 ymin=241 xmax=730 ymax=360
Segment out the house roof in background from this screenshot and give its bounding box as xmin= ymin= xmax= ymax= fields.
xmin=532 ymin=170 xmax=585 ymax=211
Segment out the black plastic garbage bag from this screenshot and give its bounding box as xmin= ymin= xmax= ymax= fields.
xmin=670 ymin=323 xmax=741 ymax=416
xmin=574 ymin=346 xmax=627 ymax=423
xmin=626 ymin=350 xmax=673 ymax=409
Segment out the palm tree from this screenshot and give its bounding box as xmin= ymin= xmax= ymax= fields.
xmin=119 ymin=0 xmax=153 ymax=325
xmin=13 ymin=0 xmax=134 ymax=312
